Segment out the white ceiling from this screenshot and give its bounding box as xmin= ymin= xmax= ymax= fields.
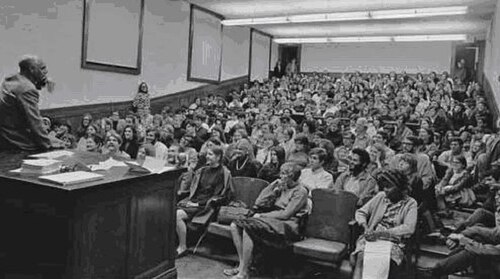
xmin=186 ymin=0 xmax=497 ymax=38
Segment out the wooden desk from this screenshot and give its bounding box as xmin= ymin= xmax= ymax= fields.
xmin=0 ymin=151 xmax=183 ymax=279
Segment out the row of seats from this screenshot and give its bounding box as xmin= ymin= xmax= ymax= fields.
xmin=192 ymin=176 xmax=418 ymax=278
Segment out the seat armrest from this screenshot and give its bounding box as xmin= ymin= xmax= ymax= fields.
xmin=348 ymin=220 xmax=364 ymax=254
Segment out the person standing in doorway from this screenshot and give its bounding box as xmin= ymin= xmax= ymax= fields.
xmin=273 ymin=59 xmax=284 ymax=78
xmin=285 ymin=58 xmax=298 ymax=76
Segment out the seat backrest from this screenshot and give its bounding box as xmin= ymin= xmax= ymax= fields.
xmin=231 ymin=176 xmax=269 ymax=207
xmin=306 ymin=189 xmax=359 ymax=244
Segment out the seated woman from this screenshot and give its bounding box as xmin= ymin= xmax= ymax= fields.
xmin=225 ymin=127 xmax=251 ymax=162
xmin=257 ymin=146 xmax=286 ymax=183
xmin=225 ymin=162 xmax=308 ymax=279
xmin=279 ymin=127 xmax=296 ymax=157
xmin=286 ymin=134 xmax=310 ymax=169
xmin=85 ymin=135 xmax=103 ymax=153
xmin=76 ymin=124 xmax=99 ymax=151
xmin=255 ymin=133 xmax=278 ymax=165
xmin=398 ymin=153 xmax=437 ymax=233
xmin=136 ymin=144 xmax=157 ymax=164
xmin=351 ymin=169 xmax=418 ymax=279
xmin=366 ymin=143 xmax=387 ymax=176
xmin=101 ymin=130 xmax=131 ymax=159
xmin=145 ymin=128 xmax=168 ymax=161
xmin=196 ymin=137 xmax=222 ymax=168
xmin=435 ymin=155 xmax=475 ymax=211
xmin=176 ymin=146 xmax=233 ymax=257
xmin=75 ymin=113 xmax=93 ymax=139
xmin=227 ymin=138 xmax=261 ymax=178
xmin=120 ymin=125 xmax=139 ymax=159
xmin=418 ymin=127 xmax=439 ymax=159
xmin=314 ymin=138 xmax=337 ymax=176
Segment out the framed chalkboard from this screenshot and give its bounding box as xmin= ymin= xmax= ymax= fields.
xmin=82 ymin=0 xmax=144 ymax=75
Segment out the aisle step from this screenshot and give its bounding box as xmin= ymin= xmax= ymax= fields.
xmin=419 ymin=243 xmax=451 ymax=257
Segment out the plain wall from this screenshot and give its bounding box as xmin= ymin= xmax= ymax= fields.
xmin=484 ymin=1 xmax=500 ymax=113
xmin=0 ymin=0 xmax=250 ymax=109
xmin=301 ymin=42 xmax=453 ymax=74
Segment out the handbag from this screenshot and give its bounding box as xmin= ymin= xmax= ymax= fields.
xmin=217 ymin=202 xmax=250 ymax=225
xmin=191 ymin=207 xmax=216 ymax=226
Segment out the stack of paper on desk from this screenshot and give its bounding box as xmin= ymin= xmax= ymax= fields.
xmin=39 ymin=171 xmax=104 ymax=186
xmin=125 ymin=157 xmax=175 ymax=174
xmin=21 ymin=159 xmax=62 ymax=175
xmin=88 ymin=157 xmax=128 ymax=171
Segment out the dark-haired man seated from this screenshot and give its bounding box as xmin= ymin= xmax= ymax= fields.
xmin=437 ymin=137 xmax=470 ymax=171
xmin=333 ymin=148 xmax=378 ymax=206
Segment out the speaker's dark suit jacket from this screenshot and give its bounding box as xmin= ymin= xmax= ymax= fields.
xmin=0 ymin=74 xmax=51 ymax=151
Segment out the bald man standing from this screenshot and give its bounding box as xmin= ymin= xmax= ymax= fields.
xmin=0 ymin=56 xmax=53 ymax=151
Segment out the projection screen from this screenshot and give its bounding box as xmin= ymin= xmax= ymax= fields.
xmin=249 ymin=29 xmax=272 ymax=82
xmin=188 ymin=5 xmax=223 ymax=83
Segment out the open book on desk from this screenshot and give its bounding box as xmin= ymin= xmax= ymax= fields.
xmin=125 ymin=157 xmax=175 ymax=174
xmin=39 ymin=171 xmax=104 ymax=186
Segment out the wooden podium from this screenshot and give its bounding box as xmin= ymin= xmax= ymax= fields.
xmin=0 ymin=151 xmax=182 ymax=279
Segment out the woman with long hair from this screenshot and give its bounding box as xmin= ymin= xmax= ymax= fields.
xmin=398 ymin=153 xmax=437 ymax=233
xmin=120 ymin=125 xmax=139 ymax=159
xmin=176 ymin=146 xmax=233 ymax=257
xmin=300 ymin=119 xmax=316 ymax=142
xmin=255 ymin=133 xmax=278 ymax=165
xmin=76 ymin=113 xmax=93 ymax=140
xmin=76 ymin=124 xmax=100 ymax=151
xmin=257 ymin=146 xmax=286 ymax=183
xmin=418 ymin=127 xmax=439 ymax=159
xmin=133 ymin=81 xmax=151 ymax=122
xmin=210 ymin=125 xmax=227 ymax=145
xmin=366 ymin=143 xmax=386 ymax=175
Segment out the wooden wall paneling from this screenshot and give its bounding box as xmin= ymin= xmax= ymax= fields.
xmin=41 ymin=75 xmax=247 ymax=130
xmin=128 ymin=187 xmax=175 ymax=277
xmin=73 ymin=198 xmax=129 ymax=278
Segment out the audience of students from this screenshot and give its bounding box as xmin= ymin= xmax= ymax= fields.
xmin=41 ymin=70 xmax=500 ymax=278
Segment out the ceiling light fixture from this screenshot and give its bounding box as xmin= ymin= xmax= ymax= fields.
xmin=221 ymin=6 xmax=468 ymax=26
xmin=273 ymin=34 xmax=469 ymax=44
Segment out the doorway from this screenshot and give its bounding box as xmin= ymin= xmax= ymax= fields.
xmin=452 ymin=41 xmax=485 ymax=84
xmin=278 ymin=45 xmax=302 ymax=74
